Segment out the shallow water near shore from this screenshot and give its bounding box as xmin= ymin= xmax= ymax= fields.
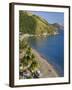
xmin=28 ymin=30 xmax=64 ymax=77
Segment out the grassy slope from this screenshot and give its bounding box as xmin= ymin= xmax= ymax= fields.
xmin=19 ymin=11 xmax=57 ymax=35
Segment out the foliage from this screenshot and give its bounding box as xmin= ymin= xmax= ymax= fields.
xmin=19 ymin=11 xmax=36 ymax=34
xmin=29 ymin=60 xmax=39 ymax=73
xmin=20 ymin=39 xmax=39 ymax=73
xmin=19 ymin=11 xmax=57 ymax=35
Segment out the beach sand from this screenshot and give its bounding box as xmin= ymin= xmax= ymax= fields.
xmin=32 ymin=49 xmax=59 ymax=78
xmin=19 ymin=48 xmax=59 ymax=78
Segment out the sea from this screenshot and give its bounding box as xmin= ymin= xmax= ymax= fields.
xmin=28 ymin=29 xmax=64 ymax=77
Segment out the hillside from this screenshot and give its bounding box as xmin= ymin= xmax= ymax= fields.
xmin=52 ymin=23 xmax=64 ymax=30
xmin=19 ymin=11 xmax=60 ymax=35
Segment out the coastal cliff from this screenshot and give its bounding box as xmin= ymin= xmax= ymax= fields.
xmin=19 ymin=11 xmax=62 ymax=36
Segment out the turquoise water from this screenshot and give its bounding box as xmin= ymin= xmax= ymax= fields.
xmin=28 ymin=30 xmax=64 ymax=77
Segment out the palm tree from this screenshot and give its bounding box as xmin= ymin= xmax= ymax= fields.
xmin=19 ymin=39 xmax=28 ymax=50
xmin=29 ymin=60 xmax=39 ymax=73
xmin=31 ymin=54 xmax=35 ymax=60
xmin=21 ymin=56 xmax=28 ymax=70
xmin=21 ymin=47 xmax=32 ymax=70
xmin=26 ymin=47 xmax=32 ymax=55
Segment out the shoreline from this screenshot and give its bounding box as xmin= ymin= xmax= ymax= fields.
xmin=19 ymin=47 xmax=59 ymax=78
xmin=31 ymin=48 xmax=59 ymax=78
xmin=19 ymin=33 xmax=59 ymax=41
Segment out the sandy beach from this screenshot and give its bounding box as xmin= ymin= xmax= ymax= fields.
xmin=31 ymin=49 xmax=59 ymax=78
xmin=19 ymin=47 xmax=59 ymax=78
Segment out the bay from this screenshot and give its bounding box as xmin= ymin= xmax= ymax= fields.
xmin=28 ymin=30 xmax=64 ymax=76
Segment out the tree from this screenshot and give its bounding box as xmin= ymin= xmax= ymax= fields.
xmin=29 ymin=60 xmax=39 ymax=73
xmin=19 ymin=39 xmax=28 ymax=49
xmin=21 ymin=47 xmax=32 ymax=70
xmin=31 ymin=54 xmax=35 ymax=61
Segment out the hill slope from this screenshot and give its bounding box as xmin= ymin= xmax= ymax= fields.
xmin=19 ymin=11 xmax=60 ymax=35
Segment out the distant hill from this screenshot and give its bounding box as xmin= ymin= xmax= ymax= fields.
xmin=19 ymin=11 xmax=62 ymax=35
xmin=52 ymin=23 xmax=64 ymax=30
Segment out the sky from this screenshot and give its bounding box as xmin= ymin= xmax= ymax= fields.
xmin=30 ymin=11 xmax=64 ymax=25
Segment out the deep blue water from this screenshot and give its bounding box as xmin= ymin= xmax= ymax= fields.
xmin=28 ymin=30 xmax=64 ymax=76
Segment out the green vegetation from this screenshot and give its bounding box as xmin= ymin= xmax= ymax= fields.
xmin=19 ymin=39 xmax=28 ymax=49
xmin=19 ymin=11 xmax=36 ymax=34
xmin=32 ymin=14 xmax=49 ymax=25
xmin=19 ymin=11 xmax=58 ymax=35
xmin=19 ymin=38 xmax=40 ymax=78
